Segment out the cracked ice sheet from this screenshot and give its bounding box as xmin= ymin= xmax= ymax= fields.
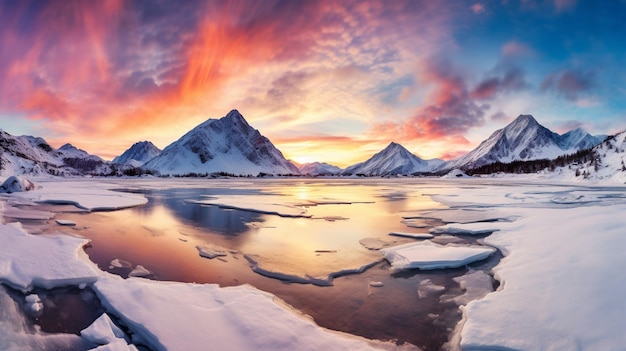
xmin=0 ymin=222 xmax=99 ymax=292
xmin=434 ymin=184 xmax=626 ymax=350
xmin=94 ymin=276 xmax=411 ymax=351
xmin=380 ymin=241 xmax=495 ymax=271
xmin=11 ymin=178 xmax=147 ymax=211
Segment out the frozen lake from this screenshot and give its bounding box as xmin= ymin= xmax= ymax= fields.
xmin=2 ymin=177 xmax=626 ymax=350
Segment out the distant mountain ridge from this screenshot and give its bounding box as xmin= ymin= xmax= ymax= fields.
xmin=342 ymin=142 xmax=444 ymax=176
xmin=445 ymin=115 xmax=605 ymax=170
xmin=298 ymin=162 xmax=342 ymax=175
xmin=0 ymin=131 xmax=109 ymax=176
xmin=143 ymin=110 xmax=299 ymax=176
xmin=113 ymin=141 xmax=161 ymax=167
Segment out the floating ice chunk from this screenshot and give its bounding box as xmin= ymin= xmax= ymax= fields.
xmin=25 ymin=294 xmax=44 ymax=315
xmin=196 ymin=245 xmax=228 ymax=259
xmin=110 ymin=259 xmax=132 ymax=269
xmin=389 ymin=232 xmax=434 ymax=239
xmin=400 ymin=219 xmax=431 ymax=229
xmin=0 ymin=285 xmax=89 ymax=350
xmin=244 ymin=255 xmax=380 ymax=287
xmin=0 ymin=222 xmax=99 ymax=291
xmin=55 ymin=219 xmax=77 ymax=226
xmin=429 ymin=222 xmax=501 ymax=236
xmin=369 ymin=281 xmax=384 ymax=287
xmin=381 ymin=241 xmax=496 ymax=271
xmin=128 ymin=265 xmax=151 ymax=278
xmin=93 ymin=276 xmax=401 ymax=351
xmin=443 ymin=270 xmax=492 ymax=306
xmin=0 ymin=176 xmax=35 ymax=193
xmin=359 ymin=237 xmax=393 ymax=250
xmin=80 ymin=313 xmax=125 ymax=345
xmin=417 ymin=279 xmax=446 ymax=299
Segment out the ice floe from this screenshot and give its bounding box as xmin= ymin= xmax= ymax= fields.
xmin=359 ymin=237 xmax=393 ymax=250
xmin=93 ymin=276 xmax=403 ymax=351
xmin=55 ymin=219 xmax=77 ymax=226
xmin=191 ymin=194 xmax=311 ymax=218
xmin=388 ymin=232 xmax=434 ymax=239
xmin=244 ymin=255 xmax=381 ymax=287
xmin=196 ymin=245 xmax=228 ymax=259
xmin=10 ymin=179 xmax=147 ymax=211
xmin=429 ymin=222 xmax=503 ymax=236
xmin=380 ymin=241 xmax=496 ymax=271
xmin=1 ymin=203 xmax=54 ymax=221
xmin=128 ymin=265 xmax=152 ymax=278
xmin=0 ymin=222 xmax=99 ymax=291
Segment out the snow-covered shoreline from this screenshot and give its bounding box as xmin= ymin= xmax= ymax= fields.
xmin=1 ymin=177 xmax=625 ymax=350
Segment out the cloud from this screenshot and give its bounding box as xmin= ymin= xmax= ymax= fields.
xmin=554 ymin=0 xmax=577 ymax=13
xmin=501 ymin=41 xmax=533 ymax=57
xmin=371 ymin=58 xmax=488 ymax=146
xmin=471 ymin=67 xmax=529 ymax=100
xmin=471 ymin=3 xmax=486 ymax=14
xmin=540 ymin=69 xmax=595 ymax=101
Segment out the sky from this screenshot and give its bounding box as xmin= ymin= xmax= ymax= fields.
xmin=1 ymin=0 xmax=626 ymax=167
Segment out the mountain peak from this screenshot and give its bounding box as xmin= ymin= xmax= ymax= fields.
xmin=342 ymin=142 xmax=442 ymax=175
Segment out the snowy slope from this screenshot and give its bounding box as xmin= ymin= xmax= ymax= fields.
xmin=0 ymin=131 xmax=108 ymax=176
xmin=143 ymin=110 xmax=300 ymax=176
xmin=298 ymin=162 xmax=342 ymax=175
xmin=446 ymin=115 xmax=604 ymax=170
xmin=342 ymin=142 xmax=444 ymax=176
xmin=113 ymin=141 xmax=161 ymax=167
xmin=564 ymin=129 xmax=626 ymax=184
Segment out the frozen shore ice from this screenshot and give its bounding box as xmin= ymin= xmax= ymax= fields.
xmin=93 ymin=276 xmax=408 ymax=351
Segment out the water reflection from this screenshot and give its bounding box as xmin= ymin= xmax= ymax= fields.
xmin=50 ymin=179 xmax=486 ymax=350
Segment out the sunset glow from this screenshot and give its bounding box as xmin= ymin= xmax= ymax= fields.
xmin=1 ymin=0 xmax=626 ymax=167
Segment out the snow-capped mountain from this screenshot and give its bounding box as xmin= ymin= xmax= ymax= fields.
xmin=0 ymin=131 xmax=109 ymax=176
xmin=446 ymin=115 xmax=604 ymax=170
xmin=113 ymin=141 xmax=161 ymax=167
xmin=143 ymin=110 xmax=300 ymax=176
xmin=298 ymin=162 xmax=342 ymax=176
xmin=342 ymin=142 xmax=444 ymax=176
xmin=558 ymin=128 xmax=606 ymax=150
xmin=566 ymin=129 xmax=626 ymax=183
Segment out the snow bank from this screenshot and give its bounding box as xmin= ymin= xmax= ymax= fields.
xmin=94 ymin=276 xmax=404 ymax=351
xmin=381 ymin=241 xmax=495 ymax=271
xmin=0 ymin=222 xmax=99 ymax=291
xmin=0 ymin=176 xmax=35 ymax=193
xmin=459 ymin=204 xmax=626 ymax=351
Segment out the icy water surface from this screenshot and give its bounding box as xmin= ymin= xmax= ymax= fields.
xmin=33 ymin=178 xmax=506 ymax=350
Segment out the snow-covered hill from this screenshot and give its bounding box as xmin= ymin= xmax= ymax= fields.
xmin=342 ymin=142 xmax=444 ymax=176
xmin=0 ymin=131 xmax=109 ymax=176
xmin=143 ymin=110 xmax=300 ymax=176
xmin=446 ymin=115 xmax=604 ymax=170
xmin=298 ymin=162 xmax=342 ymax=176
xmin=113 ymin=141 xmax=161 ymax=167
